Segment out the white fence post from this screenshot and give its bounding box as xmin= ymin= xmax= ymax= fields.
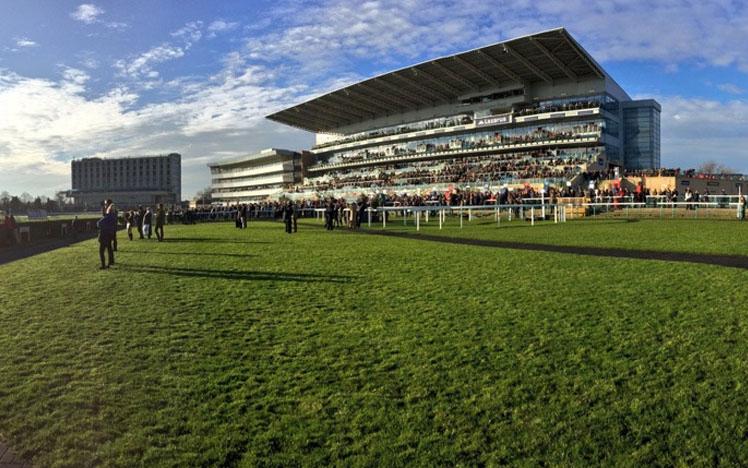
xmin=383 ymin=209 xmax=386 ymax=229
xmin=460 ymin=208 xmax=463 ymax=229
xmin=531 ymin=207 xmax=535 ymax=226
xmin=439 ymin=209 xmax=443 ymax=230
xmin=554 ymin=205 xmax=558 ymax=224
xmin=368 ymin=208 xmax=372 ymax=227
xmin=416 ymin=210 xmax=420 ymax=231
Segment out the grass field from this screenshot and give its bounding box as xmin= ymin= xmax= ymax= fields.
xmin=379 ymin=212 xmax=748 ymax=255
xmin=2 ymin=219 xmax=748 ymax=466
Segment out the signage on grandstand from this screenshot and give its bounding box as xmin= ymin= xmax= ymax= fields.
xmin=475 ymin=114 xmax=512 ymax=127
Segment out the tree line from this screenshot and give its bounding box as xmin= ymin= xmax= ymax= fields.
xmin=0 ymin=191 xmax=73 ymax=214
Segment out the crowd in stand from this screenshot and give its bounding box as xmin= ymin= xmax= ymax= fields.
xmin=589 ymin=168 xmax=747 ymax=181
xmin=304 ymin=154 xmax=594 ymax=191
xmin=514 ymin=98 xmax=608 ymax=116
xmin=314 ymin=114 xmax=474 ymax=149
xmin=320 ymin=123 xmax=602 ymax=167
xmin=314 ymin=97 xmax=608 ymax=150
xmin=300 ymin=149 xmax=600 ymax=192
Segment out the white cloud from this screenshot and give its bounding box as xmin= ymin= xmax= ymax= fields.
xmin=15 ymin=37 xmax=38 ymax=48
xmin=114 ymin=21 xmax=207 ymax=81
xmin=70 ymin=4 xmax=104 ymax=24
xmin=171 ymin=21 xmax=203 ymax=45
xmin=208 ymin=20 xmax=239 ymax=32
xmin=79 ymin=55 xmax=99 ymax=69
xmin=70 ymin=3 xmax=128 ymax=29
xmin=717 ymin=83 xmax=745 ymax=95
xmin=115 ymin=44 xmax=186 ymax=78
xmin=247 ymin=0 xmax=748 ymax=78
xmin=0 ymin=61 xmax=313 ymax=197
xmin=207 ymin=20 xmax=239 ymax=38
xmin=658 ymin=96 xmax=748 ymax=170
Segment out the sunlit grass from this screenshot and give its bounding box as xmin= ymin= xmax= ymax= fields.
xmin=1 ymin=220 xmax=747 ymax=466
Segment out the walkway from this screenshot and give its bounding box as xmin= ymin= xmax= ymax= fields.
xmin=363 ymin=230 xmax=748 ymax=270
xmin=0 ymin=233 xmax=96 ymax=266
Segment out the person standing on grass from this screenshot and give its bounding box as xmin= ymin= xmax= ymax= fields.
xmin=240 ymin=203 xmax=248 ymax=229
xmin=348 ymin=202 xmax=358 ymax=230
xmin=292 ymin=202 xmax=298 ymax=233
xmin=324 ymin=198 xmax=335 ymax=230
xmin=96 ymin=204 xmax=116 ymax=269
xmin=125 ymin=211 xmax=134 ymax=241
xmin=143 ymin=207 xmax=153 ymax=239
xmin=104 ymin=199 xmax=118 ymax=251
xmin=155 ymin=203 xmax=165 ymax=241
xmin=283 ymin=201 xmax=294 ymax=234
xmin=137 ymin=205 xmax=145 ymax=239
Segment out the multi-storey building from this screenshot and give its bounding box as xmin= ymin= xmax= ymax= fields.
xmin=70 ymin=153 xmax=181 ymax=208
xmin=263 ymin=28 xmax=660 ymax=199
xmin=208 ymin=149 xmax=307 ymax=204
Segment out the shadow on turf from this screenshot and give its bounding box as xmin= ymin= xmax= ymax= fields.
xmin=163 ymin=238 xmax=270 ymax=244
xmin=364 ymin=230 xmax=748 ymax=270
xmin=119 ymin=250 xmax=256 ymax=259
xmin=115 ymin=264 xmax=354 ymax=283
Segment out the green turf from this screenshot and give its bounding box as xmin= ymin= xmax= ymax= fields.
xmin=1 ymin=220 xmax=748 ymax=466
xmin=375 ymin=213 xmax=748 ymax=255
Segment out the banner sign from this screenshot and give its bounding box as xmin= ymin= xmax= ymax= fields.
xmin=475 ymin=114 xmax=512 ymax=126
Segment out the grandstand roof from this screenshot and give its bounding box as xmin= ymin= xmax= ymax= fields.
xmin=266 ymin=28 xmax=608 ymax=133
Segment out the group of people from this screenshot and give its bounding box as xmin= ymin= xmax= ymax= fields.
xmin=96 ymin=202 xmax=167 ymax=270
xmin=123 ymin=205 xmax=166 ymax=242
xmin=1 ymin=212 xmax=19 ymax=246
xmin=323 ymin=198 xmax=365 ymax=231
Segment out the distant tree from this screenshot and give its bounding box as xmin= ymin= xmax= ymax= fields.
xmin=55 ymin=191 xmax=69 ymax=208
xmin=45 ymin=198 xmax=59 ymax=212
xmin=10 ymin=196 xmax=22 ymax=213
xmin=194 ymin=187 xmax=213 ymax=206
xmin=0 ymin=191 xmax=9 ymax=209
xmin=697 ymin=160 xmax=735 ymax=174
xmin=33 ymin=197 xmax=43 ymax=209
xmin=19 ymin=192 xmax=33 ymax=204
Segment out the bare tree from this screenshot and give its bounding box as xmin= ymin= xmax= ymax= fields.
xmin=697 ymin=160 xmax=736 ymax=174
xmin=194 ymin=187 xmax=213 ymax=206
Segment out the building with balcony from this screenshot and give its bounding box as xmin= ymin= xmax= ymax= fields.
xmin=208 ymin=149 xmax=307 ymax=204
xmin=70 ymin=153 xmax=181 ymax=208
xmin=261 ymin=28 xmax=660 ymax=199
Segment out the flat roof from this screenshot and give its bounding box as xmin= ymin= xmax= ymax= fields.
xmin=266 ymin=28 xmax=608 ymax=133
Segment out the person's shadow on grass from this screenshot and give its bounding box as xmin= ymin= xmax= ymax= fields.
xmin=163 ymin=238 xmax=271 ymax=244
xmin=120 ymin=250 xmax=257 ymax=259
xmin=116 ymin=264 xmax=354 ymax=283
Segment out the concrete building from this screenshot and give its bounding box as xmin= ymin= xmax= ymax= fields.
xmin=208 ymin=149 xmax=307 ymax=204
xmin=263 ymin=28 xmax=661 ymax=199
xmin=70 ymin=153 xmax=181 ymax=208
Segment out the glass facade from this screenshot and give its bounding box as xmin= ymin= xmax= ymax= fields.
xmin=623 ymin=101 xmax=661 ymax=170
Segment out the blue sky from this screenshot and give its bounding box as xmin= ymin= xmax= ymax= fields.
xmin=1 ymin=0 xmax=747 ymax=198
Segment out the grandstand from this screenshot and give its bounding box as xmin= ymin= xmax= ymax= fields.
xmin=261 ymin=28 xmax=661 ymax=201
xmin=208 ymin=149 xmax=309 ymax=204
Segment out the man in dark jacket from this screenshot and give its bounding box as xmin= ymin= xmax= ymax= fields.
xmin=137 ymin=205 xmax=145 ymax=239
xmin=283 ymin=202 xmax=294 ymax=234
xmin=155 ymin=203 xmax=166 ymax=241
xmin=324 ymin=199 xmax=335 ymax=230
xmin=97 ymin=204 xmax=117 ymax=269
